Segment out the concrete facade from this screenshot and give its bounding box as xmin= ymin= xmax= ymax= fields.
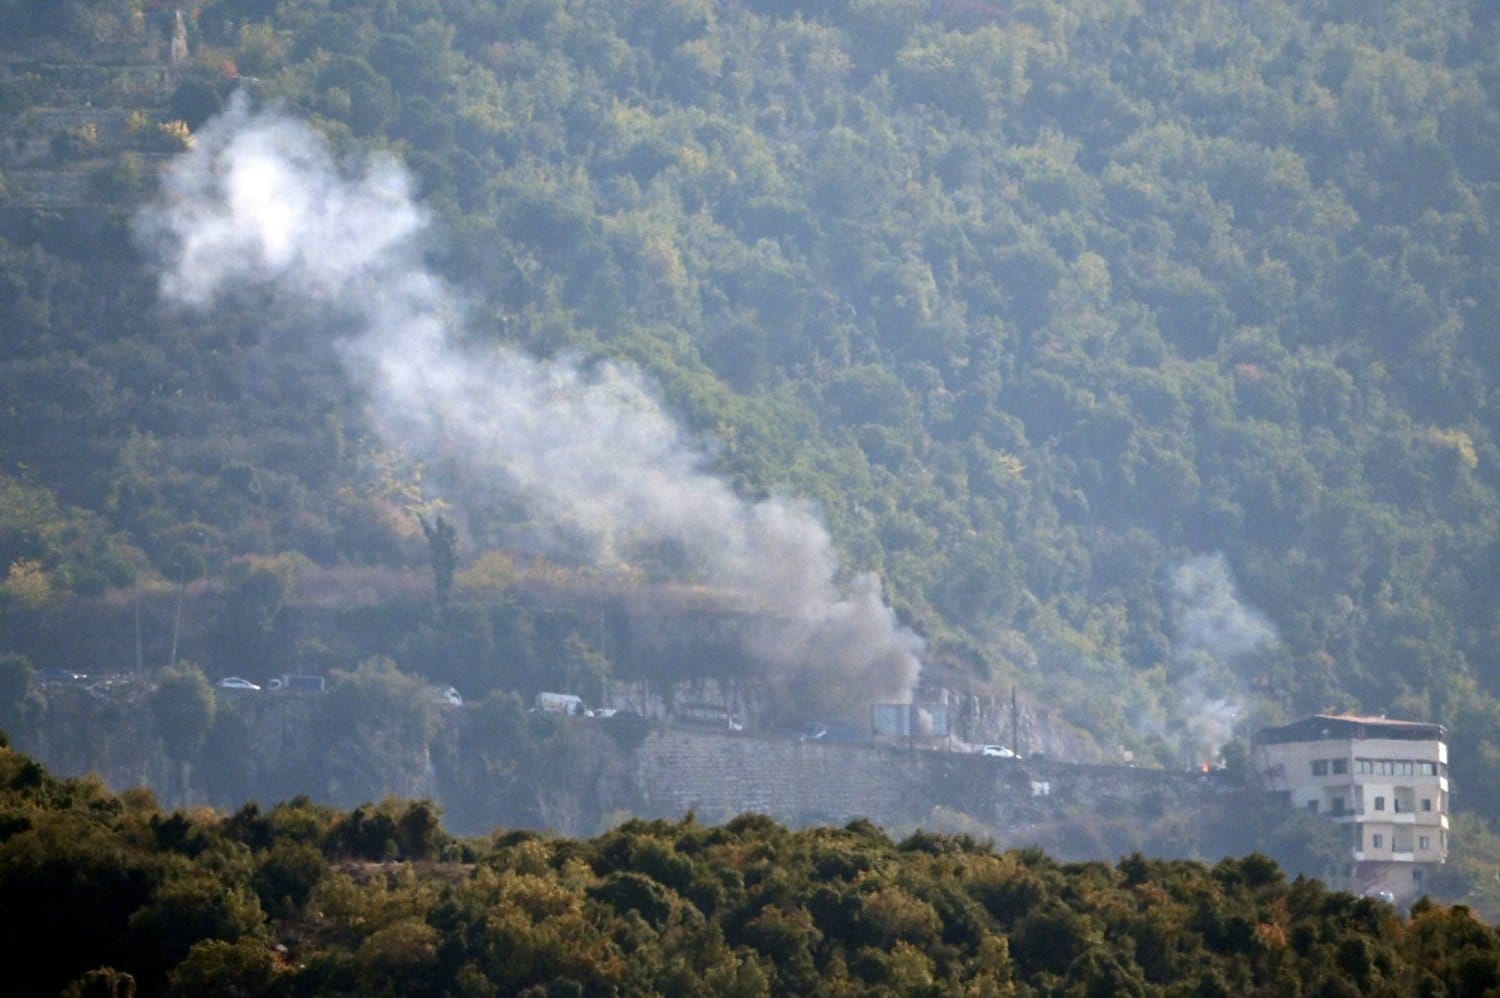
xmin=1253 ymin=714 xmax=1448 ymax=903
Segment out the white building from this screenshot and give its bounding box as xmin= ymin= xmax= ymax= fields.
xmin=1252 ymin=714 xmax=1448 ymax=903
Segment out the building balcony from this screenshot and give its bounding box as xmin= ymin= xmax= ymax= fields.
xmin=1352 ymin=851 xmax=1420 ymax=864
xmin=1333 ymin=809 xmax=1443 ymax=826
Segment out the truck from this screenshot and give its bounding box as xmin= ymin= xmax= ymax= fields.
xmin=674 ymin=701 xmax=743 ymax=731
xmin=265 ymin=674 xmax=326 ymax=693
xmin=533 ymin=692 xmax=588 ymax=716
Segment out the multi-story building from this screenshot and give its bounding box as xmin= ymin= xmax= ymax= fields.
xmin=1252 ymin=714 xmax=1448 ymax=903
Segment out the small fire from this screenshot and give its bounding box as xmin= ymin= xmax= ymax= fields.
xmin=1200 ymin=761 xmax=1211 ymax=774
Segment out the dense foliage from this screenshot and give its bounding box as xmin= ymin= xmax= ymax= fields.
xmin=5 ymin=739 xmax=1500 ymax=996
xmin=3 ymin=0 xmax=1500 ymax=917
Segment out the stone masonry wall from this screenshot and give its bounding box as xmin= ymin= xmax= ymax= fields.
xmin=592 ymin=726 xmax=1210 ymax=855
xmin=23 ymin=691 xmax=1214 ymax=857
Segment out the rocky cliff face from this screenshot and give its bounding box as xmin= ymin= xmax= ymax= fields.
xmin=17 ymin=686 xmax=1222 ymax=861
xmin=21 ymin=674 xmax=165 ymax=795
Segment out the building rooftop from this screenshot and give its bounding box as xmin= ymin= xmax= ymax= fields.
xmin=1254 ymin=713 xmax=1446 ymax=745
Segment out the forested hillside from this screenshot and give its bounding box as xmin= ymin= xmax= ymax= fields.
xmin=2 ymin=0 xmax=1499 ymax=862
xmin=4 ymin=738 xmax=1500 ymax=996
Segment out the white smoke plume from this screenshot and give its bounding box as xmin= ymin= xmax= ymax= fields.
xmin=138 ymin=96 xmax=922 ymax=717
xmin=1168 ymin=553 xmax=1276 ymax=762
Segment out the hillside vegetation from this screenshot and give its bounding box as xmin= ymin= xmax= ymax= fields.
xmin=2 ymin=0 xmax=1499 ymax=865
xmin=4 ymin=738 xmax=1500 ymax=996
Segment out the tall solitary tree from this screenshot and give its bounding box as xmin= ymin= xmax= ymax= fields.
xmin=416 ymin=513 xmax=458 ymax=605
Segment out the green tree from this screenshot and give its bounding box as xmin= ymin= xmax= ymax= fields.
xmin=149 ymin=662 xmax=216 ymax=804
xmin=60 ymin=967 xmax=137 ymax=998
xmin=165 ymin=939 xmax=276 ymax=998
xmin=251 ymin=840 xmax=328 ymax=914
xmin=0 ymin=651 xmax=43 ymax=746
xmin=316 ymin=657 xmax=438 ymax=806
xmin=167 ymin=77 xmax=224 ymax=130
xmin=125 ymin=875 xmax=265 ymax=992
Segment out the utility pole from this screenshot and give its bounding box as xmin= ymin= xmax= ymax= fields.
xmin=1011 ymin=685 xmax=1020 ymax=757
xmin=169 ymin=563 xmax=184 ymax=668
xmin=134 ymin=576 xmax=143 ymax=673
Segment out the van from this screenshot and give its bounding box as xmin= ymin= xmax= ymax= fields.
xmin=534 ymin=692 xmax=588 ymax=716
xmin=675 ymin=701 xmax=743 ymax=731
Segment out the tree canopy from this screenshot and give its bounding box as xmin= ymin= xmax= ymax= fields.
xmin=3 ymin=742 xmax=1500 ymax=996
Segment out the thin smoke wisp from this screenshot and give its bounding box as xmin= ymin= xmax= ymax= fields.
xmin=1167 ymin=552 xmax=1276 ymax=762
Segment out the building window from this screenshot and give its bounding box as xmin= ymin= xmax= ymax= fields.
xmin=1306 ymin=800 xmax=1319 ymax=814
xmin=1420 ymin=836 xmax=1431 ymax=851
xmin=1414 ymin=870 xmax=1423 ymax=884
xmin=1393 ymin=798 xmax=1402 ymax=813
xmin=1374 ymin=796 xmax=1385 ymax=811
xmin=1422 ymin=798 xmax=1433 ymax=812
xmin=1332 ymin=758 xmax=1348 ymax=775
xmin=1312 ymin=760 xmax=1329 ymax=776
xmin=1420 ymin=762 xmax=1437 ymax=775
xmin=1372 ymin=834 xmax=1383 ymax=849
xmin=1332 ymin=796 xmax=1345 ymax=816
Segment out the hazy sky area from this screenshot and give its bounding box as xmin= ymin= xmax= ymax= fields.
xmin=137 ymin=96 xmax=924 ymax=719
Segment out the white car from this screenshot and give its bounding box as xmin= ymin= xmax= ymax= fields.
xmin=218 ymin=677 xmax=261 ymax=691
xmin=981 ymin=745 xmax=1019 ymax=759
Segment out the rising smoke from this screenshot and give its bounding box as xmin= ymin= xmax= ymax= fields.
xmin=138 ymin=96 xmax=922 ymax=718
xmin=1167 ymin=553 xmax=1276 ymax=762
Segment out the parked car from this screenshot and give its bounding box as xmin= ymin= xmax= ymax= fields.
xmin=981 ymin=745 xmax=1020 ymax=759
xmin=217 ymin=677 xmax=261 ymax=691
